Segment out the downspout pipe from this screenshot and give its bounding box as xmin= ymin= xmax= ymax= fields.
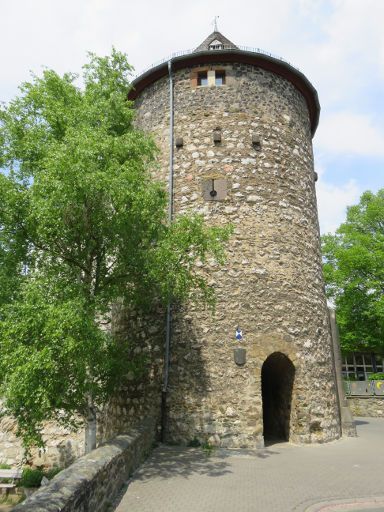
xmin=161 ymin=59 xmax=174 ymax=442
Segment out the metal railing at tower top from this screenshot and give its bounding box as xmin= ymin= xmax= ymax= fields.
xmin=132 ymin=45 xmax=300 ymax=81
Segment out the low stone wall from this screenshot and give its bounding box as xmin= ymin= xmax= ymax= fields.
xmin=347 ymin=396 xmax=384 ymax=418
xmin=13 ymin=419 xmax=156 ymax=512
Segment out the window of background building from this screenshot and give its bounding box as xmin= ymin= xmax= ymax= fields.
xmin=342 ymin=352 xmax=384 ymax=380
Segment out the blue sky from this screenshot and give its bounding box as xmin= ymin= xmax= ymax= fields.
xmin=1 ymin=0 xmax=383 ymax=234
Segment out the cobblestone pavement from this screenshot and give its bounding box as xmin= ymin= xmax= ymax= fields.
xmin=114 ymin=418 xmax=384 ymax=512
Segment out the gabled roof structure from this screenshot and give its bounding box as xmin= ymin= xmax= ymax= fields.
xmin=129 ymin=31 xmax=320 ymax=136
xmin=194 ymin=31 xmax=238 ymax=52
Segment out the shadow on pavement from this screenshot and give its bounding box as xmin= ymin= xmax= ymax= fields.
xmin=218 ymin=447 xmax=281 ymax=459
xmin=112 ymin=448 xmax=233 ymax=510
xmin=255 ymin=448 xmax=280 ymax=459
xmin=134 ymin=446 xmax=233 ymax=480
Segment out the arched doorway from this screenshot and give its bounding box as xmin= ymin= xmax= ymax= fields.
xmin=261 ymin=352 xmax=295 ymax=444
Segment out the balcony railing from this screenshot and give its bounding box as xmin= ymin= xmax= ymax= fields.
xmin=132 ymin=45 xmax=299 ymax=81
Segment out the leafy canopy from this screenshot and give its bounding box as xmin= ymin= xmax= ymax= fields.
xmin=0 ymin=50 xmax=231 ymax=447
xmin=322 ymin=189 xmax=384 ymax=353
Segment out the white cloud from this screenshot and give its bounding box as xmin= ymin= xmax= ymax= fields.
xmin=289 ymin=0 xmax=384 ymax=104
xmin=1 ymin=0 xmax=384 ymax=108
xmin=1 ymin=0 xmax=383 ymax=218
xmin=315 ymin=112 xmax=384 ymax=157
xmin=324 ymin=0 xmax=384 ymax=77
xmin=316 ymin=168 xmax=361 ymax=234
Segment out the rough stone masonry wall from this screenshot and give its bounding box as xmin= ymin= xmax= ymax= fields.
xmin=347 ymin=397 xmax=384 ymax=418
xmin=0 ymin=400 xmax=84 ymax=468
xmin=134 ymin=62 xmax=341 ymax=447
xmin=13 ymin=419 xmax=156 ymax=512
xmin=98 ymin=304 xmax=165 ymax=442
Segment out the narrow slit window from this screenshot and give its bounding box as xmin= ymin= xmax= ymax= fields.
xmin=197 ymin=71 xmax=208 ymax=86
xmin=215 ymin=71 xmax=225 ymax=86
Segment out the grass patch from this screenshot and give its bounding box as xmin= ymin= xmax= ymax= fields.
xmin=201 ymin=442 xmax=215 ymax=456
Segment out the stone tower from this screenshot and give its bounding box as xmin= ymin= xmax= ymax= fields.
xmin=129 ymin=31 xmax=342 ymax=448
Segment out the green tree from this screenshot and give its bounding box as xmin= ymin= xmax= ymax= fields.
xmin=0 ymin=50 xmax=231 ymax=451
xmin=322 ymin=189 xmax=384 ymax=353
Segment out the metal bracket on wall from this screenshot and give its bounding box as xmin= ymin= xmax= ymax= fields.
xmin=234 ymin=347 xmax=246 ymax=366
xmin=202 ymin=179 xmax=227 ymax=201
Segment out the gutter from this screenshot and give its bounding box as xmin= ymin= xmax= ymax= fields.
xmin=161 ymin=59 xmax=174 ymax=442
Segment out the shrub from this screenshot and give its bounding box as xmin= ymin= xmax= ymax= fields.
xmin=20 ymin=468 xmax=44 ymax=488
xmin=188 ymin=438 xmax=201 ymax=447
xmin=44 ymin=467 xmax=62 ymax=480
xmin=201 ymin=441 xmax=215 ymax=456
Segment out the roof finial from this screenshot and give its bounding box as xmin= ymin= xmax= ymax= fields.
xmin=212 ymin=15 xmax=219 ymax=32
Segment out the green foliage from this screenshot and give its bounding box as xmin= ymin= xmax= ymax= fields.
xmin=0 ymin=49 xmax=231 ymax=449
xmin=19 ymin=466 xmax=62 ymax=488
xmin=20 ymin=468 xmax=44 ymax=488
xmin=322 ymin=189 xmax=384 ymax=353
xmin=343 ymin=374 xmax=357 ymax=381
xmin=201 ymin=441 xmax=215 ymax=456
xmin=367 ymin=373 xmax=384 ymax=381
xmin=0 ymin=278 xmax=132 ymax=447
xmin=0 ymin=463 xmax=11 ymax=469
xmin=188 ymin=437 xmax=201 ymax=447
xmin=44 ymin=466 xmax=62 ymax=480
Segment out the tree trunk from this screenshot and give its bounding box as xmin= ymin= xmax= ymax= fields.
xmin=84 ymin=399 xmax=97 ymax=453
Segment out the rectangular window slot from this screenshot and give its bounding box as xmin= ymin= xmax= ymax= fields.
xmin=197 ymin=71 xmax=208 ymax=87
xmin=252 ymin=134 xmax=261 ymax=150
xmin=192 ymin=69 xmax=228 ymax=88
xmin=215 ymin=71 xmax=225 ymax=86
xmin=213 ymin=131 xmax=221 ymax=144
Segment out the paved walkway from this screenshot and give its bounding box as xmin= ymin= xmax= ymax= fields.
xmin=114 ymin=418 xmax=384 ymax=512
xmin=0 ymin=506 xmax=13 ymax=512
xmin=0 ymin=499 xmax=20 ymax=512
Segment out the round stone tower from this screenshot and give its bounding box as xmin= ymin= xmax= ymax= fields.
xmin=129 ymin=31 xmax=341 ymax=447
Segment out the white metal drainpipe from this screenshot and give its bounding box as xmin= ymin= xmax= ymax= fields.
xmin=161 ymin=59 xmax=174 ymax=442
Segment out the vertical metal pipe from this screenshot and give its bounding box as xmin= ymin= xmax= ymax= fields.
xmin=161 ymin=59 xmax=174 ymax=442
xmin=167 ymin=59 xmax=174 ymax=225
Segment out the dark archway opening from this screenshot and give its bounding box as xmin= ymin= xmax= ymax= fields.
xmin=261 ymin=352 xmax=295 ymax=444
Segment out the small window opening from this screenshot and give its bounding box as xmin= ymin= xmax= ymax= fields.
xmin=209 ymin=39 xmax=224 ymax=51
xmin=213 ymin=130 xmax=221 ymax=144
xmin=215 ymin=71 xmax=225 ymax=86
xmin=197 ymin=71 xmax=208 ymax=87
